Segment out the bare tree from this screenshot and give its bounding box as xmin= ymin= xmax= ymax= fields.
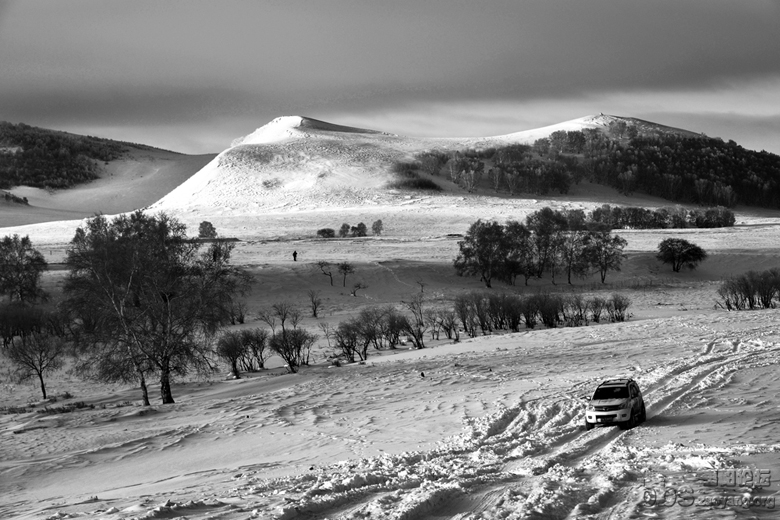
xmin=288 ymin=307 xmax=302 ymax=330
xmin=337 ymin=262 xmax=355 ymax=287
xmin=317 ymin=261 xmax=334 ymax=286
xmin=216 ymin=330 xmax=246 ymax=378
xmin=438 ymin=308 xmax=460 ymax=341
xmin=270 ymin=329 xmax=317 ymax=373
xmin=259 ymin=302 xmax=298 ymax=334
xmin=401 ymin=292 xmax=428 ymax=349
xmin=307 ymin=289 xmax=323 ymax=317
xmin=318 ymin=322 xmax=333 ymax=349
xmin=257 ymin=309 xmax=277 ymax=333
xmin=350 ymin=282 xmax=368 ymax=297
xmin=240 ymin=328 xmax=270 ymax=371
xmin=6 ymin=332 xmax=65 ymax=399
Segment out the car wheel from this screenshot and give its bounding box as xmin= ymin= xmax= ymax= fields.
xmin=619 ymin=412 xmax=636 ymax=430
xmin=584 ymin=419 xmax=594 ymax=431
xmin=639 ymin=405 xmax=647 ymax=423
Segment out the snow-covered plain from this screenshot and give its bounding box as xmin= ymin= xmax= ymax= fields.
xmin=2 ymin=115 xmax=780 ymax=519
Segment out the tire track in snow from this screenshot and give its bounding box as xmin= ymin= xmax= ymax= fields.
xmin=216 ymin=334 xmax=780 ymax=520
xmin=437 ymin=336 xmax=780 ymax=519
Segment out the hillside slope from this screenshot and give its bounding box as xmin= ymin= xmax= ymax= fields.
xmin=153 ymin=114 xmax=693 ymax=215
xmin=1 ymin=147 xmax=215 ymax=227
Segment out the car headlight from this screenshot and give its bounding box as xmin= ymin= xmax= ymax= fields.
xmin=587 ymin=404 xmax=595 ymax=411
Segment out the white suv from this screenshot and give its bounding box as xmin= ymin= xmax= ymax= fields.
xmin=584 ymin=378 xmax=646 ymax=430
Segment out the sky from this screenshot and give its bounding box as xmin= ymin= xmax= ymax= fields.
xmin=1 ymin=0 xmax=779 ymax=155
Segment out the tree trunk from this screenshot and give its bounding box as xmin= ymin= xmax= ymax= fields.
xmin=139 ymin=372 xmax=150 ymax=406
xmin=38 ymin=371 xmax=47 ymax=399
xmin=160 ymin=369 xmax=175 ymax=404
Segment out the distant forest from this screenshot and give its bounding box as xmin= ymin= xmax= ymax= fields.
xmin=401 ymin=121 xmax=780 ymax=209
xmin=0 ymin=122 xmax=128 ymax=189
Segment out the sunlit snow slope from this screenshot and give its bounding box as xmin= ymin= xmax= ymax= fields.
xmin=151 ymin=114 xmax=699 ymax=214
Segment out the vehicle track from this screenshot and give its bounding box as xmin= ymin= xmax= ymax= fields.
xmin=247 ymin=336 xmax=780 ymax=520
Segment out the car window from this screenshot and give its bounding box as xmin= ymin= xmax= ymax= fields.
xmin=593 ymin=386 xmax=628 ymax=399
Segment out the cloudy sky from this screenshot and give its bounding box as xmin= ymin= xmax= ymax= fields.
xmin=1 ymin=0 xmax=779 ymax=154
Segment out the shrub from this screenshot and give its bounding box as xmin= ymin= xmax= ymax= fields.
xmin=589 ymin=296 xmax=607 ymax=323
xmin=536 ymin=293 xmax=563 ymax=328
xmin=607 ymin=293 xmax=632 ymax=322
xmin=387 ymin=177 xmax=442 ymax=191
xmin=270 ymin=329 xmax=317 ymax=373
xmin=391 ymin=160 xmax=419 ymax=174
xmin=216 ymin=331 xmax=247 ymax=378
xmin=717 ymin=268 xmax=780 ymax=311
xmin=239 ymin=328 xmax=270 ymax=371
xmin=317 ymin=228 xmax=336 ymax=238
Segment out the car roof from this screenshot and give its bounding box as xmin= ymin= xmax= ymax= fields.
xmin=597 ymin=378 xmax=635 ymax=387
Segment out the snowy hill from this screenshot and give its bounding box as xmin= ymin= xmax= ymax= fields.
xmin=152 ymin=114 xmax=702 ymax=214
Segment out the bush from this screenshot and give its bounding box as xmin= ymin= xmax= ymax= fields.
xmin=607 ymin=293 xmax=632 ymax=322
xmin=317 ymin=228 xmax=336 ymax=238
xmin=216 ymin=330 xmax=247 ymax=378
xmin=718 ymin=268 xmax=780 ymax=310
xmin=387 ymin=177 xmax=442 ymax=191
xmin=269 ymin=329 xmax=317 ymax=373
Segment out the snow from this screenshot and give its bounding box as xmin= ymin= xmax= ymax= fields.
xmin=2 ymin=116 xmax=780 ymax=519
xmin=4 ymin=294 xmax=780 ymax=519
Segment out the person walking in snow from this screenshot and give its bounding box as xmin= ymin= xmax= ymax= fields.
xmin=293 ymin=250 xmax=298 ymax=262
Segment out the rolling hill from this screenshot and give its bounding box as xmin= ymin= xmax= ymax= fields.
xmin=150 ymin=114 xmax=704 ymax=215
xmin=0 ymin=122 xmax=216 ymax=227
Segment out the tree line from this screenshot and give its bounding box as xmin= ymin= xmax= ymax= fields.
xmin=318 ymin=289 xmax=632 ymax=365
xmin=0 ymin=121 xmax=129 ymax=189
xmin=2 ymin=190 xmax=28 ymax=205
xmin=454 ymin=208 xmax=628 ymax=288
xmin=317 ymin=219 xmax=383 ymax=238
xmin=397 ymin=125 xmax=780 ymax=209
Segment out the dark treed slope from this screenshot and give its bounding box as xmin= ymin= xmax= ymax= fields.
xmin=411 ymin=118 xmax=780 ymax=209
xmin=0 ymin=122 xmax=168 ymax=189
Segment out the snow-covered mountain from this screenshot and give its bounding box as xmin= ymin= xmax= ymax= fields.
xmin=151 ymin=114 xmax=701 ymax=214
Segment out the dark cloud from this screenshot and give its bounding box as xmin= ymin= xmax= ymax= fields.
xmin=0 ymin=83 xmax=268 ymax=127
xmin=0 ymin=0 xmax=778 ymax=153
xmin=641 ymin=111 xmax=780 ymax=153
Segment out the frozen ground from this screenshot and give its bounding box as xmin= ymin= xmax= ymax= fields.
xmin=3 ymin=301 xmax=780 ymax=519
